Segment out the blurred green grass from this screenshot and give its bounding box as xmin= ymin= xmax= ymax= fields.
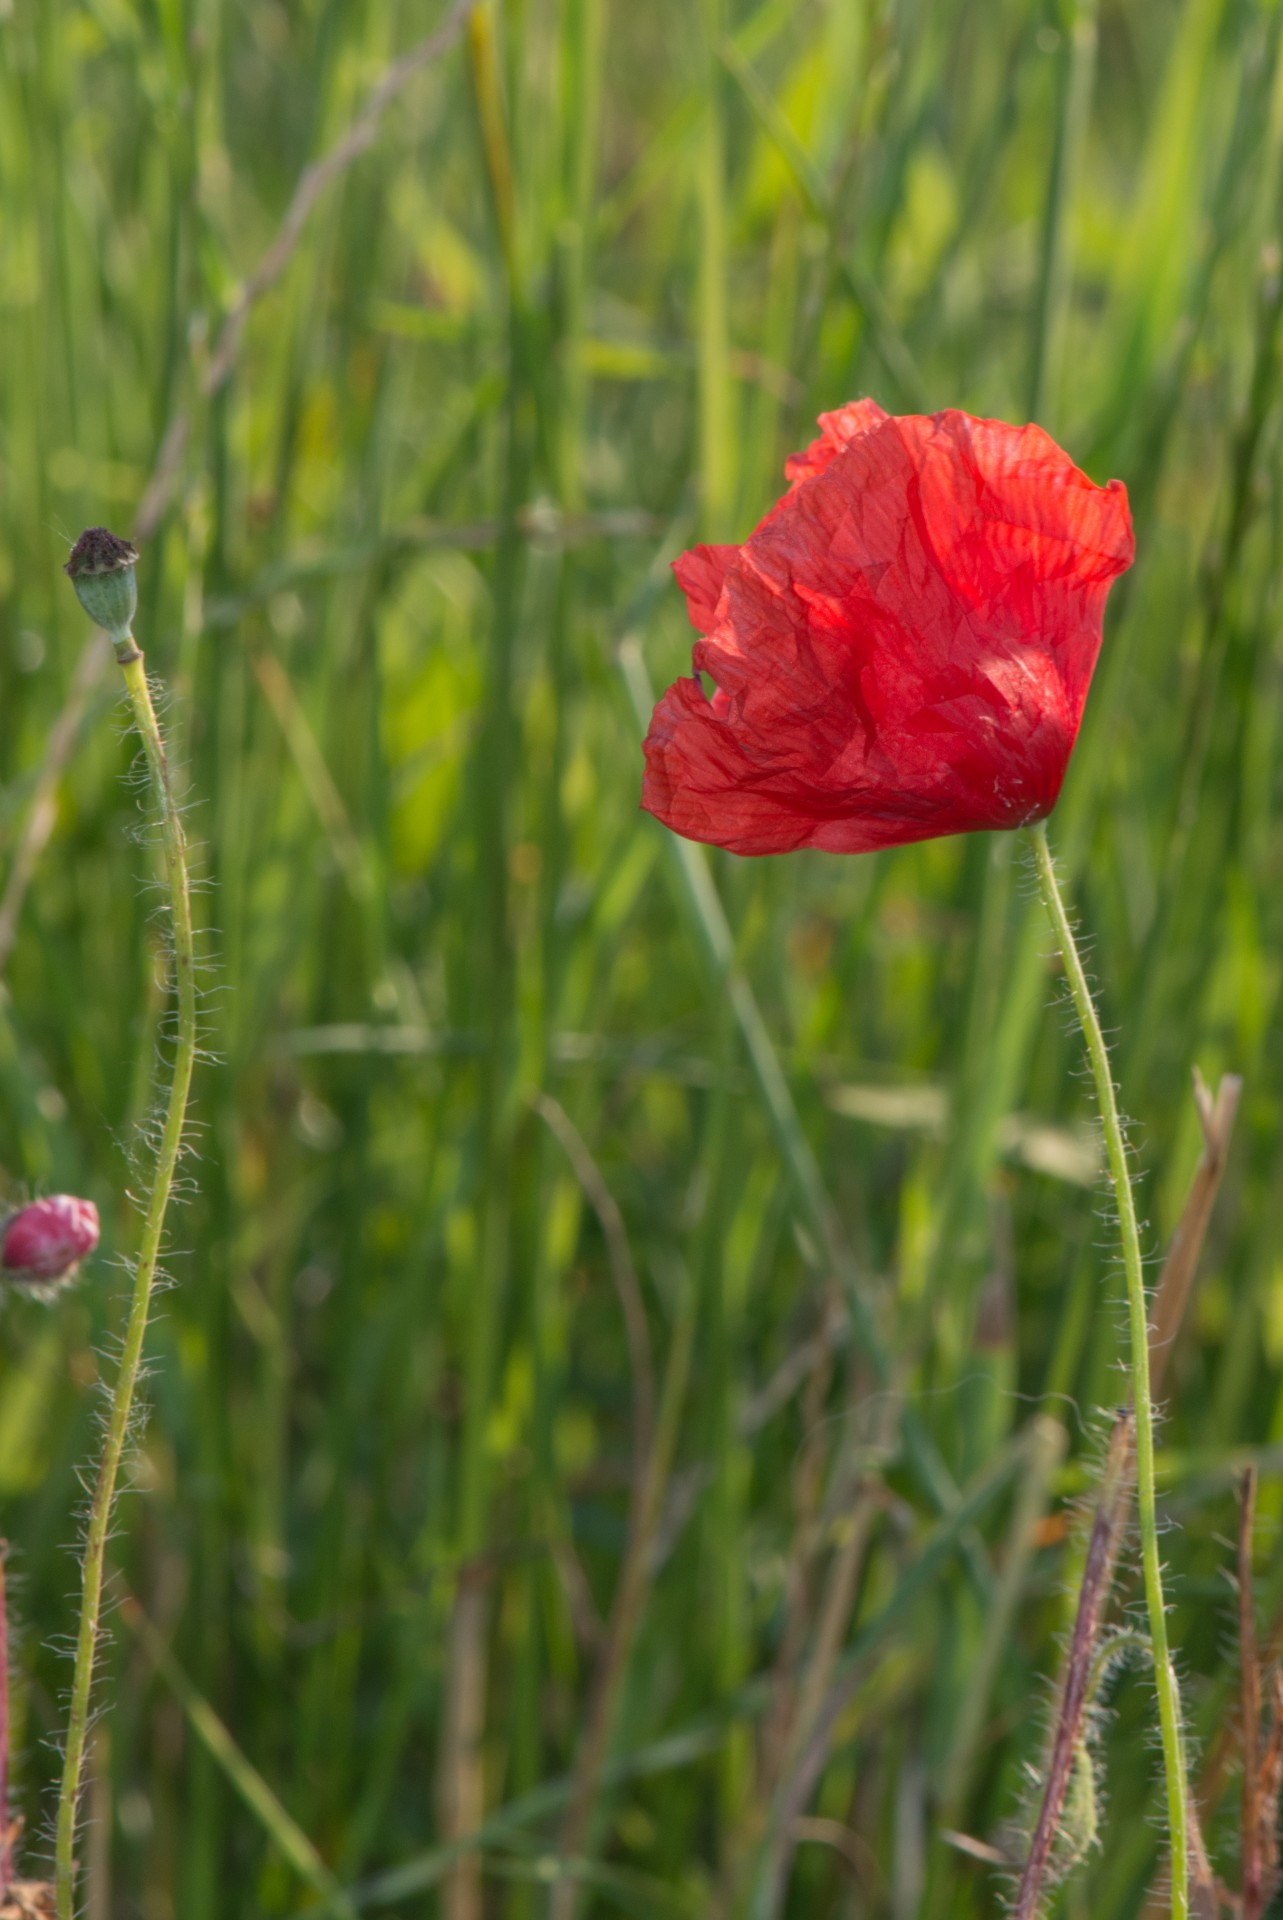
xmin=2 ymin=0 xmax=1283 ymax=1913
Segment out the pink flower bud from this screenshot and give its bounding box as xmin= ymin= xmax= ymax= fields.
xmin=1 ymin=1196 xmax=99 ymax=1283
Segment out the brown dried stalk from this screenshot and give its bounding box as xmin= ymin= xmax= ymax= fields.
xmin=1241 ymin=1466 xmax=1264 ymax=1918
xmin=1158 ymin=1473 xmax=1283 ymax=1919
xmin=1182 ymin=1522 xmax=1283 ymax=1836
xmin=1147 ymin=1072 xmax=1243 ymax=1396
xmin=1141 ymin=1492 xmax=1283 ymax=1920
xmin=1232 ymin=1464 xmax=1283 ymax=1920
xmin=1253 ymin=1671 xmax=1283 ymax=1909
xmin=436 ymin=1567 xmax=489 ymax=1920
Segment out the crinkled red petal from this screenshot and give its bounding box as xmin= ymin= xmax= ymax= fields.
xmin=672 ymin=544 xmax=741 ymax=634
xmin=783 ymin=397 xmax=890 ymax=488
xmin=644 ymin=406 xmax=1133 ymax=857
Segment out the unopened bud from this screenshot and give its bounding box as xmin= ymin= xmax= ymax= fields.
xmin=64 ymin=528 xmax=138 ymax=641
xmin=1 ymin=1196 xmax=99 ymax=1287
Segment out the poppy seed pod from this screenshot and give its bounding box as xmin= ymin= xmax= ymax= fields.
xmin=1 ymin=1195 xmax=100 ymax=1287
xmin=643 ymin=401 xmax=1134 ymax=856
xmin=64 ymin=527 xmax=138 ymax=641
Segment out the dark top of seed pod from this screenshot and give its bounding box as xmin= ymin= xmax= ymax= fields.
xmin=64 ymin=527 xmax=139 ymax=578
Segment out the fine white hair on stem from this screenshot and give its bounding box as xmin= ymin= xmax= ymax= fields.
xmin=1026 ymin=819 xmax=1190 ymax=1920
xmin=51 ymin=594 xmax=201 ymax=1919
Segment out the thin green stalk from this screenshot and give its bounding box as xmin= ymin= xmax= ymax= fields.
xmin=1028 ymin=0 xmax=1098 ymax=425
xmin=1028 ymin=819 xmax=1188 ymax=1918
xmin=55 ymin=630 xmax=198 ymax=1920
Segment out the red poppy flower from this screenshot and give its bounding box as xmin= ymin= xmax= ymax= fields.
xmin=642 ymin=401 xmax=1133 ymax=856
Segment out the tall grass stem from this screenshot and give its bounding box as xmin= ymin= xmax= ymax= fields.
xmin=1028 ymin=819 xmax=1188 ymax=1919
xmin=54 ymin=636 xmax=198 ymax=1920
xmin=1028 ymin=0 xmax=1099 ymax=424
xmin=698 ymin=0 xmax=733 ymax=534
xmin=123 ymin=1597 xmax=357 ymax=1919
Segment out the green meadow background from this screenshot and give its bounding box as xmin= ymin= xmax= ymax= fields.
xmin=2 ymin=0 xmax=1283 ymax=1913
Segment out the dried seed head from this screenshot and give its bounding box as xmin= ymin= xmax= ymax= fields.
xmin=64 ymin=527 xmax=138 ymax=639
xmin=1 ymin=1196 xmax=99 ymax=1288
xmin=0 ymin=1880 xmax=57 ymax=1918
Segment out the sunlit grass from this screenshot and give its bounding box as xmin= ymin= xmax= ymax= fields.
xmin=2 ymin=1 xmax=1283 ymax=1914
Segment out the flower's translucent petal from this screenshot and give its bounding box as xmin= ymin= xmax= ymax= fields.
xmin=643 ymin=405 xmax=1134 ymax=857
xmin=672 ymin=544 xmax=741 ymax=634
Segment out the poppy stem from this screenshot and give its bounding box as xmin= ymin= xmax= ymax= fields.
xmin=53 ymin=636 xmax=198 ymax=1920
xmin=1028 ymin=819 xmax=1188 ymax=1920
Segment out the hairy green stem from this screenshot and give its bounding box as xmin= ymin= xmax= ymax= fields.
xmin=1029 ymin=819 xmax=1187 ymax=1918
xmin=55 ymin=635 xmax=197 ymax=1920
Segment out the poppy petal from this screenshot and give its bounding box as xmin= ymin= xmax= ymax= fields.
xmin=644 ymin=404 xmax=1134 ymax=857
xmin=672 ymin=544 xmax=741 ymax=634
xmin=783 ymin=397 xmax=890 ymax=487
